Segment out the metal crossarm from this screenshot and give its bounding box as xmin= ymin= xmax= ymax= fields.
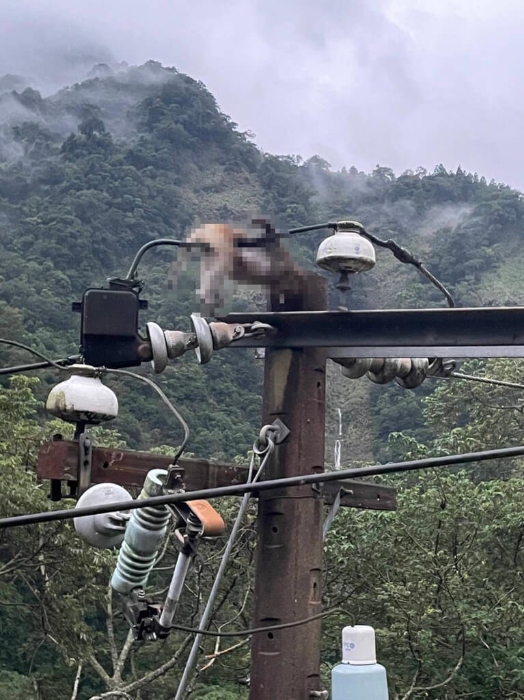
xmin=219 ymin=306 xmax=524 ymax=358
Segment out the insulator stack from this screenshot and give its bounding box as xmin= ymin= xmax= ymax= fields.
xmin=111 ymin=469 xmax=170 ymax=595
xmin=335 ymin=357 xmax=454 ymax=389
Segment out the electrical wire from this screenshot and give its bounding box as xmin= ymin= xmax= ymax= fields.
xmin=4 ymin=443 xmax=524 ymax=529
xmin=173 ymin=437 xmax=274 ymax=700
xmin=356 ymin=227 xmax=455 ymax=308
xmin=0 ymin=355 xmax=81 ymax=377
xmin=0 ymin=339 xmax=77 ymax=372
xmin=170 ymin=607 xmax=341 ymax=638
xmin=125 ymin=238 xmax=211 ymax=281
xmin=430 ymin=372 xmax=524 ymax=391
xmin=105 ymin=368 xmax=190 ymax=464
xmin=418 ymin=266 xmax=455 ymax=309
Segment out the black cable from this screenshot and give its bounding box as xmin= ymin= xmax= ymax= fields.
xmin=288 ymin=223 xmax=333 ymax=235
xmin=125 ymin=238 xmax=211 ymax=281
xmin=0 ymin=355 xmax=81 ymax=377
xmin=169 ymin=607 xmax=341 ymax=638
xmin=0 ymin=340 xmax=77 ymax=372
xmin=3 ymin=444 xmax=524 ymax=529
xmin=418 ymin=265 xmax=455 ymax=308
xmin=125 ymin=239 xmax=183 ymax=280
xmin=355 ymin=228 xmax=455 ymax=308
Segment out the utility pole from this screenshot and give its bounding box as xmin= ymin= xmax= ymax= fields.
xmin=250 ymin=273 xmax=328 ymax=700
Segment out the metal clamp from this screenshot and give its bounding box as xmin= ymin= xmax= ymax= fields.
xmin=255 ymin=418 xmax=290 ymax=453
xmin=170 ymin=499 xmax=226 ymax=542
xmin=77 ymin=429 xmax=92 ymax=497
xmin=124 ymin=589 xmax=170 ymax=642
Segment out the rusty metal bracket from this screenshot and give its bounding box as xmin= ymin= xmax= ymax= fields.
xmin=36 ymin=440 xmax=397 ymax=511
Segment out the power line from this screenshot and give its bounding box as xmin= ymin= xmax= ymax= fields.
xmin=105 ymin=368 xmax=190 ymax=465
xmin=0 ymin=339 xmax=77 ymax=373
xmin=170 ymin=607 xmax=343 ymax=638
xmin=125 ymin=238 xmax=183 ymax=281
xmin=441 ymin=371 xmax=524 ymax=391
xmin=3 ymin=443 xmax=524 ymax=529
xmin=0 ymin=355 xmax=80 ymax=377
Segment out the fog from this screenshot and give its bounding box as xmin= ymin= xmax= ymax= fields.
xmin=1 ymin=0 xmax=524 ymax=188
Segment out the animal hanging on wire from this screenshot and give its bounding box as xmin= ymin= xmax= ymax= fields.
xmin=168 ymin=218 xmax=305 ymax=315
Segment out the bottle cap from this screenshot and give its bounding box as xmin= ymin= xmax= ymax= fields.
xmin=342 ymin=625 xmax=377 ymax=665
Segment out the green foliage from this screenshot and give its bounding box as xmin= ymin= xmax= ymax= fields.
xmin=0 ymin=671 xmax=36 ymax=699
xmin=3 ymin=60 xmax=524 ymax=698
xmin=324 ymin=469 xmax=524 ymax=698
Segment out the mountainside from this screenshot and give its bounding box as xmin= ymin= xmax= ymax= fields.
xmin=1 ymin=60 xmax=523 ymax=462
xmin=3 ymin=60 xmax=524 ymax=700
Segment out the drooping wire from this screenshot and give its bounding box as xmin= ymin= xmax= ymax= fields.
xmin=0 ymin=341 xmax=190 ymax=462
xmin=173 ymin=435 xmax=274 ymax=700
xmin=0 ymin=339 xmax=78 ymax=373
xmin=105 ymin=368 xmax=190 ymax=464
xmin=125 ymin=239 xmax=183 ymax=281
xmin=170 ymin=606 xmax=342 ymax=638
xmin=356 ymin=227 xmax=455 ymax=308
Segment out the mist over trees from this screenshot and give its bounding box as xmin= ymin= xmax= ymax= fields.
xmin=1 ymin=61 xmax=524 ymax=698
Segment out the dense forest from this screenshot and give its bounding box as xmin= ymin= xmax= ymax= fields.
xmin=1 ymin=61 xmax=524 ymax=698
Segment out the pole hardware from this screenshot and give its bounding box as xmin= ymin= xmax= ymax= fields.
xmin=256 ymin=418 xmax=291 ymax=450
xmin=334 ymin=356 xmax=458 ymax=390
xmin=77 ymin=429 xmax=93 ymax=497
xmin=123 ymin=589 xmax=169 ymax=642
xmin=157 ymin=498 xmax=225 ymax=634
xmin=73 ymin=483 xmax=132 ymax=549
xmin=190 ymin=314 xmax=276 ymax=365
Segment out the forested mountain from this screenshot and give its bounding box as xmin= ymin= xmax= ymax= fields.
xmin=1 ymin=61 xmax=524 ymax=698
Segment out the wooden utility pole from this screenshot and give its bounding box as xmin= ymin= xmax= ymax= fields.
xmin=250 ymin=273 xmax=328 ymax=699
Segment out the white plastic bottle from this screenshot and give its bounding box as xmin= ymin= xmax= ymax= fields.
xmin=331 ymin=625 xmax=389 ymax=700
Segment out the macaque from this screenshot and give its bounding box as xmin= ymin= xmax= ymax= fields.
xmin=168 ymin=219 xmax=305 ymax=315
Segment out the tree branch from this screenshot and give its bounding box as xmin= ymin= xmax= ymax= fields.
xmin=114 ymin=629 xmax=135 ymax=682
xmin=70 ymin=662 xmax=83 ymax=700
xmin=105 ymin=584 xmax=119 ymax=672
xmin=89 ymin=654 xmax=112 ymax=684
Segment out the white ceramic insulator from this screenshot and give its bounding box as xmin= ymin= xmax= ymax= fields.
xmin=46 ymin=375 xmax=118 ymax=424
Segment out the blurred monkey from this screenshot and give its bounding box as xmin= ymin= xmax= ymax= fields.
xmin=168 ymin=219 xmax=304 ymax=315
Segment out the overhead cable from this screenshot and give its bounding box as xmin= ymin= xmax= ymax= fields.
xmin=0 ymin=339 xmax=77 ymax=373
xmin=4 ymin=444 xmax=524 ymax=529
xmin=105 ymin=368 xmax=190 ymax=465
xmin=431 ymin=371 xmax=524 ymax=391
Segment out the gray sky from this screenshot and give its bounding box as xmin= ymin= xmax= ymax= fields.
xmin=2 ymin=0 xmax=524 ymax=189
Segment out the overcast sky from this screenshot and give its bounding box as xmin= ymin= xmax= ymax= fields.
xmin=2 ymin=0 xmax=524 ymax=189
